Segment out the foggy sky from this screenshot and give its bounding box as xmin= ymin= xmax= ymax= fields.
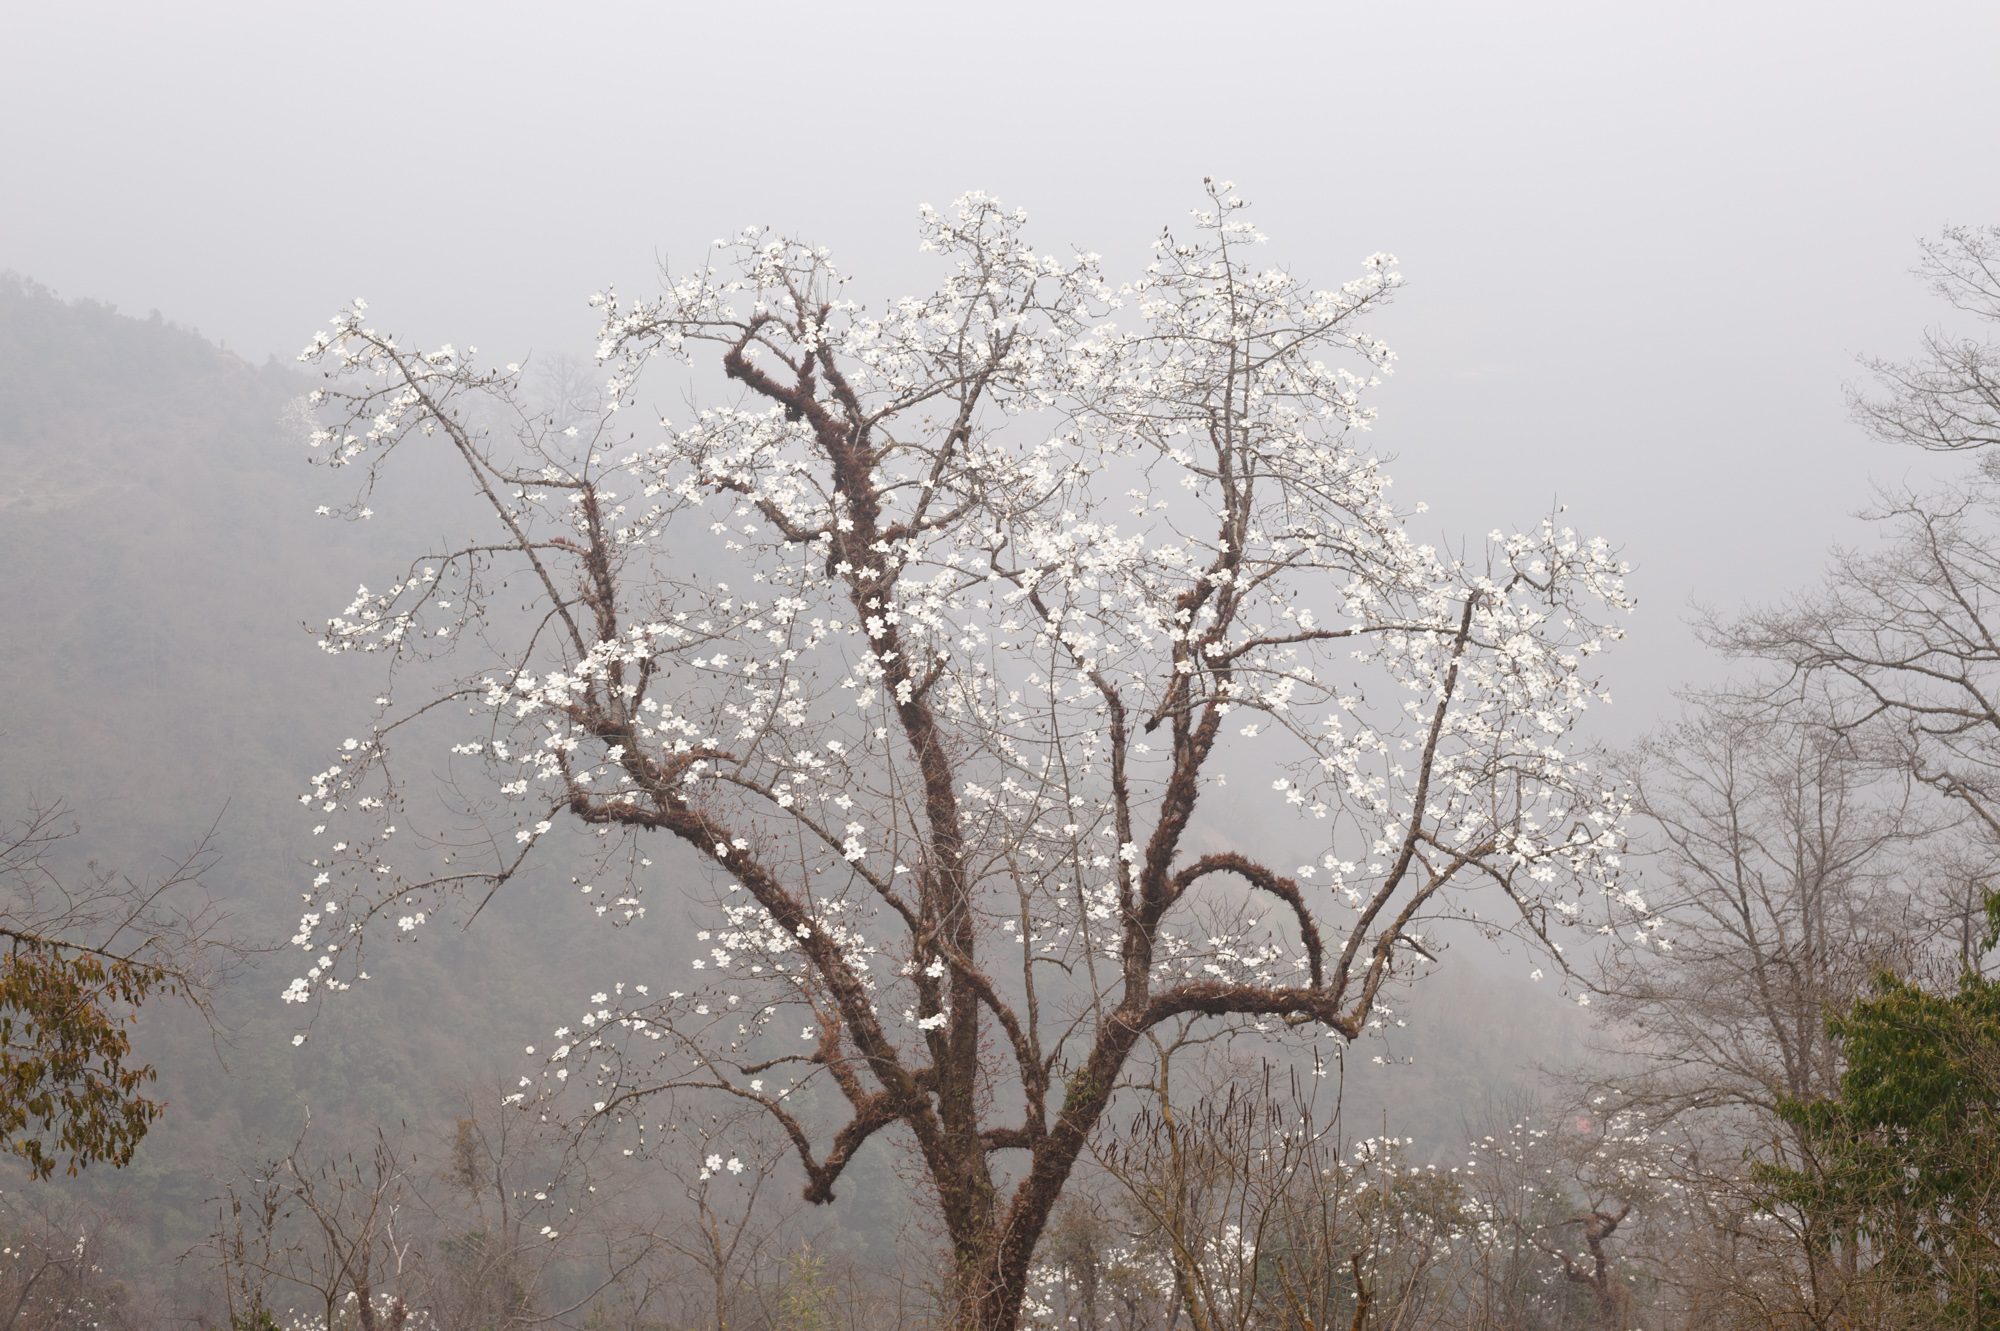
xmin=8 ymin=0 xmax=2000 ymax=739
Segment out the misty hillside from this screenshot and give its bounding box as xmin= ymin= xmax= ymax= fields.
xmin=0 ymin=278 xmax=683 ymax=1286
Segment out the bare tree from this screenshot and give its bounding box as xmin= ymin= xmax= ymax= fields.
xmin=1723 ymin=482 xmax=2000 ymax=859
xmin=210 ymin=1121 xmax=424 ymax=1331
xmin=405 ymin=1092 xmax=668 ymax=1331
xmin=530 ymin=353 xmax=603 ymax=433
xmin=1727 ymin=224 xmax=2000 ymax=854
xmin=1594 ymin=697 xmax=1954 ymax=1127
xmin=1090 ymin=1046 xmax=1464 ymax=1331
xmin=1095 ymin=1054 xmax=1335 ymax=1331
xmin=289 ymin=183 xmax=1634 ymax=1330
xmin=1849 ymin=225 xmax=2000 ymax=459
xmin=639 ymin=1114 xmax=803 ymax=1331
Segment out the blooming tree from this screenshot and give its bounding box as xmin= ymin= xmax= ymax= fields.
xmin=289 ymin=182 xmax=1633 ymax=1331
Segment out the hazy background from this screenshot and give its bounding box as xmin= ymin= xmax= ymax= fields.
xmin=10 ymin=0 xmax=2000 ymax=735
xmin=3 ymin=2 xmax=1999 ymax=1317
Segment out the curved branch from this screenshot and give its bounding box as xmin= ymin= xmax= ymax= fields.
xmin=1167 ymin=853 xmax=1326 ymax=988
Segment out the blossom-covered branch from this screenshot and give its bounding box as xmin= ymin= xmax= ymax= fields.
xmin=290 ymin=181 xmax=1633 ymax=1331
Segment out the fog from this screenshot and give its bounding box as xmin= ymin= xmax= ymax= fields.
xmin=4 ymin=4 xmax=2000 ymax=1327
xmin=11 ymin=2 xmax=2000 ymax=734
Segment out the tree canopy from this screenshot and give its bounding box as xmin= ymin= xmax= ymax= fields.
xmin=289 ymin=183 xmax=1635 ymax=1330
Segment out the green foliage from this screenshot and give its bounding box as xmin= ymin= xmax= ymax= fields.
xmin=776 ymin=1244 xmax=836 ymax=1331
xmin=0 ymin=938 xmax=169 ymax=1178
xmin=1762 ymin=896 xmax=2000 ymax=1328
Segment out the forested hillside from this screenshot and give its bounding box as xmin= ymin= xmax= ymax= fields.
xmin=0 ymin=277 xmax=687 ymax=1313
